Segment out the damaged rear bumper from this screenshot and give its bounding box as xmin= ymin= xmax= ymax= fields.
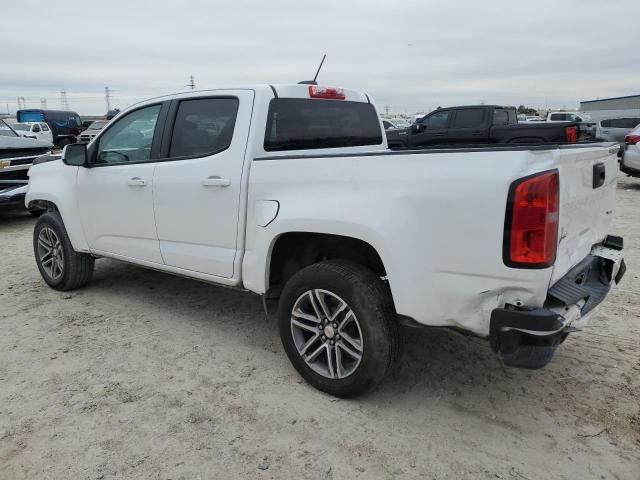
xmin=489 ymin=235 xmax=625 ymax=369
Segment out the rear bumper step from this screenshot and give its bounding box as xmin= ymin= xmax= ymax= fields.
xmin=490 ymin=238 xmax=625 ymax=369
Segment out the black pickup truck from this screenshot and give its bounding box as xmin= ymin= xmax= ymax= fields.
xmin=386 ymin=105 xmax=580 ymax=149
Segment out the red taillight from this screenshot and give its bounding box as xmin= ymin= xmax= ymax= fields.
xmin=308 ymin=85 xmax=345 ymax=100
xmin=564 ymin=126 xmax=578 ymax=143
xmin=504 ymin=170 xmax=559 ymax=268
xmin=625 ymin=135 xmax=640 ymax=145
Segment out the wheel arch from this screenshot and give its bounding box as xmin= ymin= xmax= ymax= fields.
xmin=266 ymin=231 xmax=388 ymax=297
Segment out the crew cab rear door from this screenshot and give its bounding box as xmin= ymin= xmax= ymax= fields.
xmin=152 ymin=90 xmax=254 ymax=278
xmin=550 ymin=144 xmax=619 ymax=284
xmin=446 ymin=107 xmax=489 ymax=144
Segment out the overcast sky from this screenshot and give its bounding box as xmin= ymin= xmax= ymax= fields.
xmin=2 ymin=0 xmax=639 ymax=115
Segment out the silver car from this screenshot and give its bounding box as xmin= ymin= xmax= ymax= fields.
xmin=595 ymin=117 xmax=640 ymax=143
xmin=621 ymin=123 xmax=640 ymax=177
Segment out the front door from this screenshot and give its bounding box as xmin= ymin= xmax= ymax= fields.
xmin=412 ymin=109 xmax=452 ymax=147
xmin=76 ymin=103 xmax=164 ymax=263
xmin=153 ymin=91 xmax=254 ymax=278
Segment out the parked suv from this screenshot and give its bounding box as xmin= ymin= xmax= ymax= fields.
xmin=595 ymin=117 xmax=640 ymax=143
xmin=621 ymin=123 xmax=640 ymax=177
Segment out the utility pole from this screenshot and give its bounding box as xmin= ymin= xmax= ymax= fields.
xmin=385 ymin=104 xmax=390 ymax=115
xmin=187 ymin=75 xmax=195 ymax=90
xmin=60 ymin=89 xmax=69 ymax=110
xmin=40 ymin=98 xmax=48 ymax=109
xmin=17 ymin=97 xmax=26 ymax=110
xmin=105 ymin=86 xmax=111 ymax=113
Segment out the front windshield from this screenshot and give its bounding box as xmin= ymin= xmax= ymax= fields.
xmin=0 ymin=119 xmax=19 ymax=137
xmin=12 ymin=123 xmax=30 ymax=131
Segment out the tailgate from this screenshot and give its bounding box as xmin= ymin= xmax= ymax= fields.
xmin=550 ymin=143 xmax=620 ymax=284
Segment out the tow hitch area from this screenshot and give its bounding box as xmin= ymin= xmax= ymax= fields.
xmin=490 ymin=236 xmax=625 ymax=369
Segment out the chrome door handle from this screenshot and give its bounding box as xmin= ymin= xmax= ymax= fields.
xmin=202 ymin=176 xmax=231 ymax=187
xmin=127 ymin=177 xmax=146 ymax=186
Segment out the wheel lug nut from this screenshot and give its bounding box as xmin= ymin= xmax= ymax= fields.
xmin=336 ymin=334 xmax=340 ymax=339
xmin=332 ymin=323 xmax=337 ymax=328
xmin=321 ymin=335 xmax=326 ymax=341
xmin=330 ymin=340 xmax=335 ymax=345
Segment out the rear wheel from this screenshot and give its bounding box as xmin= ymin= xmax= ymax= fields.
xmin=33 ymin=212 xmax=94 ymax=291
xmin=278 ymin=260 xmax=400 ymax=397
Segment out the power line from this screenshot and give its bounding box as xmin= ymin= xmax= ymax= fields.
xmin=186 ymin=75 xmax=195 ymax=90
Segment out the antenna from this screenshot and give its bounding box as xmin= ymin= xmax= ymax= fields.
xmin=298 ymin=54 xmax=326 ymax=85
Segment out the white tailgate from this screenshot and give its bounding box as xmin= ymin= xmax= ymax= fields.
xmin=551 ymin=144 xmax=619 ymax=284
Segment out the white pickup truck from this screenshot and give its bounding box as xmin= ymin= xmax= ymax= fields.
xmin=26 ymin=84 xmax=626 ymax=397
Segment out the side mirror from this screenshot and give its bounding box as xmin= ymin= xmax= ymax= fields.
xmin=62 ymin=143 xmax=88 ymax=167
xmin=411 ymin=123 xmax=426 ymax=133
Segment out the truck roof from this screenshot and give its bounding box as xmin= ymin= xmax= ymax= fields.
xmin=129 ymin=84 xmax=372 ymax=110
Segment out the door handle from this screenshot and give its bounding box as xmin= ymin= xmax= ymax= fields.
xmin=202 ymin=176 xmax=231 ymax=187
xmin=127 ymin=177 xmax=146 ymax=187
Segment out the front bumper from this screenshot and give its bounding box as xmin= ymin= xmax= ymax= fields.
xmin=0 ymin=183 xmax=28 ymax=212
xmin=489 ymin=236 xmax=625 ymax=368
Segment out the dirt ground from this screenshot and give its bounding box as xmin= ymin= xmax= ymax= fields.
xmin=1 ymin=177 xmax=639 ymax=480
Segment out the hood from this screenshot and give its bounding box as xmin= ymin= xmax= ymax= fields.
xmin=0 ymin=135 xmax=53 ymax=150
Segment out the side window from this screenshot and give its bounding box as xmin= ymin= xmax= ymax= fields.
xmin=169 ymin=98 xmax=239 ymax=158
xmin=600 ymin=119 xmax=612 ymax=128
xmin=493 ymin=109 xmax=508 ymax=125
xmin=32 ymin=124 xmax=41 ymax=133
xmin=95 ymin=104 xmax=161 ymax=165
xmin=550 ymin=113 xmax=565 ymax=121
xmin=41 ymin=123 xmax=50 ymax=131
xmin=423 ymin=110 xmax=450 ymax=129
xmin=627 ymin=118 xmax=640 ymax=129
xmin=452 ymin=109 xmax=485 ymax=128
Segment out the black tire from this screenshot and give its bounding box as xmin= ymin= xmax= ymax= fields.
xmin=33 ymin=211 xmax=94 ymax=291
xmin=278 ymin=260 xmax=401 ymax=397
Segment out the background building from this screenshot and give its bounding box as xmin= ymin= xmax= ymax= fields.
xmin=580 ymin=94 xmax=640 ymax=121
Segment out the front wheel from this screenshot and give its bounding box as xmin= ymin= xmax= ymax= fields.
xmin=278 ymin=260 xmax=401 ymax=397
xmin=33 ymin=212 xmax=94 ymax=291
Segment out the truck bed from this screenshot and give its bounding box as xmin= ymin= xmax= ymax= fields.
xmin=246 ymin=142 xmax=620 ymax=335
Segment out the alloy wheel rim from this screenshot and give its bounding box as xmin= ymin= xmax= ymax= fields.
xmin=290 ymin=289 xmax=363 ymax=379
xmin=37 ymin=227 xmax=64 ymax=280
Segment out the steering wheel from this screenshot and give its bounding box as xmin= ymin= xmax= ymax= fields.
xmin=98 ymin=150 xmax=129 ymax=164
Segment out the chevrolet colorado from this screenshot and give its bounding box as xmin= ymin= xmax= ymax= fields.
xmin=386 ymin=105 xmax=582 ymax=149
xmin=26 ymin=84 xmax=625 ymax=396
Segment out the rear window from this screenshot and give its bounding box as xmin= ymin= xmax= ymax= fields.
xmin=264 ymin=99 xmax=382 ymax=152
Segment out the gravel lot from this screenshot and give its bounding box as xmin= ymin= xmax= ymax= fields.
xmin=1 ymin=176 xmax=639 ymax=480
